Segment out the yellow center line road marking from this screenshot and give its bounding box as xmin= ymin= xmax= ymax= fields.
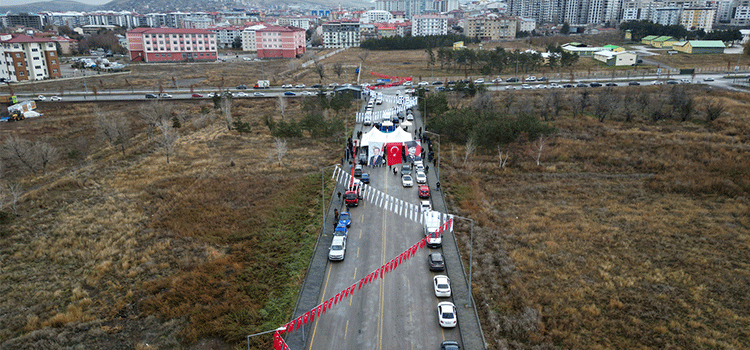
xmin=377 ymin=169 xmax=390 ymax=350
xmin=357 ymin=247 xmax=360 ymax=259
xmin=353 ymin=267 xmax=357 ymax=280
xmin=308 ymin=257 xmax=333 ymax=350
xmin=345 ymin=320 xmax=349 ymax=340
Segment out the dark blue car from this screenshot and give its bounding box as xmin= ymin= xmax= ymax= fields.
xmin=338 ymin=211 xmax=352 ymax=228
xmin=284 ymin=91 xmax=296 ymax=96
xmin=361 ymin=173 xmax=370 ymax=184
xmin=334 ymin=224 xmax=348 ymax=238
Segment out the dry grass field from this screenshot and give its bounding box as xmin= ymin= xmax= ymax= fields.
xmin=0 ymin=97 xmax=347 ymax=349
xmin=438 ymin=87 xmax=750 ymax=349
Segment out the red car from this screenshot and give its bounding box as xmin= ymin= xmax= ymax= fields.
xmin=191 ymin=93 xmax=203 ymax=98
xmin=418 ymin=185 xmax=430 ymax=199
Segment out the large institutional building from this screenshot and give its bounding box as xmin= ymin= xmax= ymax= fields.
xmin=0 ymin=33 xmax=61 ymax=82
xmin=125 ymin=28 xmax=217 ymax=63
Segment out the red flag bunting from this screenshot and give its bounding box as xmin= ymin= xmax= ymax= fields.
xmin=322 ymin=301 xmax=327 ymax=314
xmin=419 ymin=237 xmax=427 ymax=249
xmin=358 ymin=277 xmax=365 ymax=290
xmin=310 ymin=308 xmax=316 ymax=323
xmin=317 ymin=304 xmax=322 ymax=317
xmin=296 ymin=315 xmax=303 ymax=330
xmin=380 ymin=265 xmax=385 ymax=278
xmin=274 ymin=331 xmax=281 ymax=350
xmin=287 ymin=319 xmax=295 ymax=334
xmin=334 ymin=292 xmax=340 ymax=305
xmin=303 ymin=312 xmax=309 ymax=325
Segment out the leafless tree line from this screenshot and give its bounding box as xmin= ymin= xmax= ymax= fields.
xmin=0 ymin=136 xmax=58 ymax=176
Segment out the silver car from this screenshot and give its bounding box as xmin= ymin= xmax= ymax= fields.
xmin=402 ymin=174 xmax=414 ymax=187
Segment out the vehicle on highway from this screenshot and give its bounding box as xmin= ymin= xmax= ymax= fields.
xmin=303 ymin=91 xmax=315 ymax=96
xmin=563 ymin=83 xmax=574 ymax=88
xmin=243 ymin=57 xmax=252 ymax=61
xmin=145 ymin=93 xmax=158 ymax=99
xmin=37 ymin=95 xmax=46 ymax=101
xmin=354 ymin=164 xmax=363 ymax=178
xmin=491 ymin=78 xmax=503 ymax=83
xmin=284 ymin=91 xmax=296 ymax=96
xmin=419 ymin=185 xmax=431 ymax=199
xmin=521 ymin=84 xmax=531 ymax=89
xmin=207 ymin=92 xmax=216 ymax=98
xmin=526 ymin=76 xmax=537 ymax=82
xmin=236 ymin=92 xmax=247 ymax=97
xmin=418 ymin=81 xmax=429 ymax=86
xmin=401 ymin=164 xmax=412 ymax=176
xmin=421 ymin=200 xmax=432 ymax=211
xmin=652 ymin=80 xmax=664 ymax=85
xmin=538 ymin=77 xmax=548 ymax=82
xmin=549 ymin=83 xmax=559 ymax=88
xmin=236 ymin=85 xmax=248 ymax=89
xmin=50 ymin=96 xmax=62 ymax=101
xmin=361 ymin=173 xmax=370 ymax=184
xmin=434 ymin=275 xmax=451 ymax=297
xmin=328 ymin=236 xmax=346 ymax=261
xmin=432 ymin=81 xmax=443 ymax=85
xmin=576 ymin=83 xmax=588 ymax=88
xmin=338 ymin=211 xmax=352 ymax=228
xmin=311 ymin=84 xmax=322 ymax=88
xmin=428 ymin=252 xmax=445 ymax=271
xmin=628 ymin=81 xmax=641 ymax=86
xmin=589 ymin=82 xmax=602 ymax=87
xmin=415 ymin=171 xmax=427 ymax=184
xmin=440 ymin=341 xmax=461 ymax=350
xmin=334 ymin=224 xmax=348 ymax=238
xmin=282 ymin=84 xmax=293 ymax=88
xmin=192 ymin=93 xmax=203 ymax=98
xmin=506 ymin=77 xmax=519 ymax=82
xmin=437 ymin=302 xmax=457 ymax=328
xmin=667 ymin=80 xmax=679 ymax=84
xmin=402 ymin=174 xmax=414 ymax=187
xmin=605 ymin=82 xmax=618 ymax=86
xmin=295 ymin=84 xmax=306 ymax=88
xmin=159 ymin=93 xmax=173 ymax=98
xmin=402 ymin=81 xmax=413 ymax=86
xmin=253 ymin=92 xmax=265 ymax=97
xmin=703 ymin=77 xmax=714 ymax=82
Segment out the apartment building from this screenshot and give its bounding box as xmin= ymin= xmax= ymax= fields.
xmin=465 ymin=14 xmax=517 ymax=41
xmin=651 ymin=7 xmax=682 ymax=25
xmin=362 ymin=10 xmax=394 ymax=23
xmin=255 ymin=25 xmax=306 ymax=58
xmin=241 ymin=24 xmax=266 ymax=51
xmin=412 ymin=14 xmax=448 ymax=36
xmin=680 ymin=7 xmax=715 ymax=31
xmin=3 ymin=13 xmax=45 ymax=30
xmin=731 ymin=0 xmax=750 ymax=26
xmin=126 ymin=28 xmax=217 ymax=62
xmin=208 ymin=26 xmax=243 ymax=48
xmin=322 ymin=21 xmax=361 ymax=48
xmin=0 ymin=34 xmax=61 ymax=82
xmin=278 ymin=16 xmax=315 ymax=29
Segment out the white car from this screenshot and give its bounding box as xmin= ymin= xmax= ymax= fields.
xmin=437 ymin=302 xmax=457 ymax=328
xmin=651 ymin=80 xmax=664 ymax=85
xmin=402 ymin=174 xmax=414 ymax=187
xmin=282 ymin=84 xmax=293 ymax=88
xmin=50 ymin=96 xmax=62 ymax=101
xmin=236 ymin=92 xmax=247 ymax=97
xmin=491 ymin=78 xmax=503 ymax=83
xmin=37 ymin=95 xmax=46 ymax=101
xmin=433 ymin=275 xmax=451 ymax=297
xmin=406 ymin=113 xmax=414 ymax=121
xmin=521 ymin=84 xmax=531 ymax=89
xmin=328 ymin=236 xmax=346 ymax=261
xmin=402 ymin=81 xmax=412 ymax=86
xmin=420 ymin=200 xmax=432 ymax=211
xmin=415 ymin=171 xmax=427 ymax=184
xmin=303 ymin=91 xmax=315 ymax=95
xmin=418 ymin=81 xmax=429 ymax=87
xmin=474 ymin=78 xmax=485 ymax=84
xmin=253 ymin=92 xmax=265 ymax=97
xmin=703 ymin=77 xmax=715 ymax=82
xmin=243 ymin=57 xmax=252 ymax=61
xmin=295 ymin=84 xmax=306 ymax=88
xmin=526 ymin=76 xmax=537 ymax=82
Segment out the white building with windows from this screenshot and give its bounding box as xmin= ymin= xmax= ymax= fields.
xmin=651 ymin=7 xmax=681 ymax=26
xmin=362 ymin=10 xmax=394 ymax=23
xmin=241 ymin=24 xmax=266 ymax=51
xmin=322 ymin=21 xmax=361 ymax=48
xmin=411 ymin=14 xmax=448 ymax=36
xmin=0 ymin=34 xmax=62 ymax=82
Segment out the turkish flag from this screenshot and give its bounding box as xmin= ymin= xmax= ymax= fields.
xmin=317 ymin=304 xmax=322 ymax=317
xmin=386 ymin=143 xmax=402 ymax=166
xmin=359 ymin=278 xmax=365 ymax=290
xmin=309 ymin=309 xmax=315 ymax=323
xmin=274 ymin=331 xmax=281 ymax=350
xmin=296 ymin=316 xmax=303 ymax=330
xmin=287 ymin=320 xmax=295 ymax=334
xmin=322 ymin=302 xmax=327 ymax=314
xmin=419 ymin=237 xmax=427 ymax=249
xmin=303 ymin=312 xmax=309 ymax=325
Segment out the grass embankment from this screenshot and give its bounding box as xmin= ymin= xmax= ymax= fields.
xmin=0 ymin=97 xmax=341 ymax=349
xmin=437 ymin=87 xmax=750 ymax=349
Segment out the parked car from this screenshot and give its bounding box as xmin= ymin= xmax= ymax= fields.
xmin=418 ymin=81 xmax=429 ymax=86
xmin=328 ymin=236 xmax=346 ymax=261
xmin=667 ymin=80 xmax=679 ymax=85
xmin=191 ymin=93 xmax=203 ymax=98
xmin=402 ymin=174 xmax=414 ymax=187
xmin=538 ymin=77 xmax=548 ymax=82
xmin=421 ymin=200 xmax=432 ymax=211
xmin=437 ymin=302 xmax=457 ymax=328
xmin=491 ymin=78 xmax=503 ymax=83
xmin=361 ymin=173 xmax=370 ymax=184
xmin=406 ymin=113 xmax=414 ymax=121
xmin=284 ymin=91 xmax=296 ymax=96
xmin=526 ymin=76 xmax=537 ymax=82
xmin=434 ymin=275 xmax=452 ymax=297
xmin=338 ymin=211 xmax=352 ymax=228
xmin=563 ymin=83 xmax=574 ymax=88
xmin=50 ymin=96 xmax=62 ymax=101
xmin=401 ymin=164 xmax=412 ymax=176
xmin=703 ymin=77 xmax=715 ymax=82
xmin=354 ymin=164 xmax=363 ymax=177
xmin=295 ymin=84 xmax=306 ymax=88
xmin=432 ymin=81 xmax=443 ymax=85
xmin=236 ymin=92 xmax=247 ymax=97
xmin=145 ymin=93 xmax=158 ymax=99
xmin=440 ymin=341 xmax=461 ymax=350
xmin=236 ymin=85 xmax=248 ymax=89
xmin=159 ymin=93 xmax=173 ymax=98
xmin=576 ymin=83 xmax=588 ymax=88
xmin=311 ymin=84 xmax=322 ymax=88
xmin=415 ymin=171 xmax=427 ymax=184
xmin=589 ymin=82 xmax=602 ymax=87
xmin=334 ymin=224 xmax=348 ymax=238
xmin=418 ymin=185 xmax=431 ymax=199
xmin=428 ymin=252 xmax=445 ymax=271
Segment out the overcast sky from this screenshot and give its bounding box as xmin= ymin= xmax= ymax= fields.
xmin=5 ymin=0 xmax=110 ymax=5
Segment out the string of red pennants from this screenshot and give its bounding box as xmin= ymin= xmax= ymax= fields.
xmin=272 ymin=217 xmax=454 ymax=350
xmin=368 ymin=71 xmax=413 ymax=89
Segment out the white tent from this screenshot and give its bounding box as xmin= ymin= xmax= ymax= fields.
xmin=400 ymin=120 xmax=412 ymax=131
xmin=360 ymin=126 xmax=413 ymax=148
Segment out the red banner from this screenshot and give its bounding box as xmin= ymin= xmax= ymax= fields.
xmin=386 ymin=143 xmax=402 ymax=166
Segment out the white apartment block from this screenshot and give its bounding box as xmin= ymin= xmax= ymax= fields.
xmin=412 ymin=14 xmax=448 ymax=36
xmin=731 ymin=0 xmax=750 ymax=26
xmin=208 ymin=26 xmax=243 ymax=48
xmin=651 ymin=7 xmax=682 ymax=25
xmin=322 ymin=21 xmax=361 ymax=48
xmin=241 ymin=24 xmax=266 ymax=51
xmin=680 ymin=7 xmax=715 ymax=31
xmin=278 ymin=16 xmax=315 ymax=29
xmin=374 ymin=0 xmax=459 ymax=18
xmin=622 ymin=0 xmax=656 ymax=21
xmin=0 ymin=34 xmax=61 ymax=82
xmin=362 ymin=10 xmax=394 ymax=23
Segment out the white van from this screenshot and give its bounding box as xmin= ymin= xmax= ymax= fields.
xmin=423 ymin=211 xmax=443 ymax=248
xmin=329 ymin=236 xmax=346 ymax=261
xmin=363 ymin=113 xmax=373 ymax=126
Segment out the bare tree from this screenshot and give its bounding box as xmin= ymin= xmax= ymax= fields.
xmin=593 ymin=88 xmax=619 ymax=122
xmin=357 ymin=49 xmax=370 ymax=67
xmin=571 ymin=90 xmax=590 ymax=117
xmin=274 ymin=138 xmax=288 ymax=166
xmin=669 ymin=85 xmax=694 ymax=122
xmin=96 ymin=112 xmax=131 ymax=156
xmin=620 ymin=89 xmax=638 ymax=122
xmin=278 ymin=96 xmax=287 ymax=120
xmin=463 ymin=137 xmax=476 ymax=168
xmin=155 ymin=119 xmax=179 ymax=164
xmin=497 ymin=145 xmax=509 ymax=170
xmin=35 ymin=141 xmax=59 ymax=175
xmin=333 ymin=62 xmax=344 ymax=78
xmin=1 ymin=135 xmax=37 ymax=175
xmin=528 ymin=136 xmax=546 ymax=166
xmin=447 ymin=91 xmax=464 ymax=109
xmin=221 ymin=96 xmax=233 ymax=131
xmin=139 ymin=102 xmax=171 ymax=141
xmin=314 ymin=62 xmax=326 ymax=82
xmin=471 ymin=93 xmax=494 ymax=115
xmin=5 ymin=182 xmax=22 ymax=215
xmin=704 ymin=98 xmax=726 ymax=122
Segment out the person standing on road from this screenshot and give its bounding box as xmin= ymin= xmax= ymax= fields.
xmin=334 ymin=208 xmax=339 ymax=222
xmin=425 ymin=164 xmax=429 ymax=174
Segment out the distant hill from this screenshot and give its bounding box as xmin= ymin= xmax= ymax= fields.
xmin=0 ymin=0 xmax=98 ymax=13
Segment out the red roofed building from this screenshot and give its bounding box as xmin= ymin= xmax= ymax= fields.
xmin=126 ymin=27 xmax=217 ymax=63
xmin=255 ymin=26 xmax=306 ymax=59
xmin=0 ymin=33 xmax=61 ymax=82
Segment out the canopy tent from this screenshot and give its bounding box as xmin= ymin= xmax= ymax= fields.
xmin=400 ymin=120 xmax=412 ymax=131
xmin=360 ymin=126 xmax=415 ymax=166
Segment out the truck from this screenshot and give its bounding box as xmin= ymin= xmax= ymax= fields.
xmin=254 ymin=80 xmax=270 ymax=89
xmin=423 ymin=210 xmax=445 ymax=248
xmin=1 ymin=95 xmax=18 ymax=106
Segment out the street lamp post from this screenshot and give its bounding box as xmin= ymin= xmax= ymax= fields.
xmin=321 ymin=164 xmax=340 ymax=231
xmin=423 ymin=130 xmax=440 ymax=183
